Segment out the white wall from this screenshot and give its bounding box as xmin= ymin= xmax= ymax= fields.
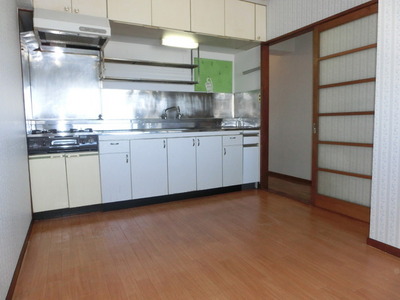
xmin=265 ymin=0 xmax=371 ymax=40
xmin=369 ymin=0 xmax=400 ymax=249
xmin=0 ymin=1 xmax=32 ymax=298
xmin=268 ymin=32 xmax=313 ymax=180
xmin=234 ymin=46 xmax=260 ymax=93
xmin=103 ymin=40 xmax=234 ymax=92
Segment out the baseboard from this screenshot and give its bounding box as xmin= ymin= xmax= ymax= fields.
xmin=268 ymin=171 xmax=312 ymax=185
xmin=367 ymin=238 xmax=400 ymax=258
xmin=6 ymin=219 xmax=33 ymax=300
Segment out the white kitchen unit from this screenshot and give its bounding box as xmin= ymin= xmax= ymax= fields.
xmin=99 ymin=141 xmax=132 ymax=203
xmin=255 ymin=4 xmax=267 ymax=42
xmin=33 ymin=0 xmax=107 ymax=17
xmin=107 ymin=0 xmax=152 ymax=26
xmin=242 ymin=131 xmax=260 ymax=184
xmin=152 ymin=0 xmax=191 ymax=31
xmin=66 ymin=152 xmax=102 ymax=208
xmin=29 ymin=154 xmax=69 ymax=213
xmin=130 ymin=139 xmax=168 ymax=199
xmin=191 ymin=0 xmax=225 ymax=36
xmin=223 ymin=135 xmax=243 ymax=186
xmin=167 ymin=137 xmax=197 ymax=194
xmin=196 ymin=136 xmax=223 ymax=190
xmin=225 ymin=0 xmax=255 ymax=40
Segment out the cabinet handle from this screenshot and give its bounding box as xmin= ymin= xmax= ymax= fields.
xmin=74 ymin=8 xmax=79 ymax=13
xmin=230 ymin=137 xmax=236 ymax=140
xmin=193 ymin=138 xmax=195 ymax=147
xmin=163 ymin=140 xmax=166 ymax=148
xmin=198 ymin=139 xmax=200 ymax=147
xmin=110 ymin=142 xmax=119 ymax=145
xmin=224 ymin=148 xmax=226 ymax=156
xmin=126 ymin=154 xmax=129 ymax=163
xmin=64 ymin=6 xmax=70 ymax=12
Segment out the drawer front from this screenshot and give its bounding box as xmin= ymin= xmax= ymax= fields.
xmin=223 ymin=135 xmax=243 ymax=146
xmin=99 ymin=140 xmax=130 ymax=153
xmin=243 ymin=135 xmax=259 ymax=145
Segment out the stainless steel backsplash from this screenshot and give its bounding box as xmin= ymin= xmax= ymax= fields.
xmin=21 ymin=32 xmax=260 ymax=133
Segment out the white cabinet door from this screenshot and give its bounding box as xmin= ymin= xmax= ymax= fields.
xmin=243 ymin=146 xmax=260 ymax=184
xmin=33 ymin=0 xmax=71 ymax=12
xmin=100 ymin=153 xmax=132 ymax=203
xmin=225 ymin=0 xmax=255 ymax=40
xmin=72 ymin=0 xmax=107 ymax=17
xmin=107 ymin=0 xmax=151 ymax=25
xmin=29 ymin=154 xmax=69 ymax=213
xmin=131 ymin=139 xmax=168 ymax=199
xmin=168 ymin=137 xmax=197 ymax=194
xmin=191 ymin=0 xmax=224 ymax=36
xmin=223 ymin=145 xmax=243 ymax=186
xmin=66 ymin=153 xmax=102 ymax=208
xmin=152 ymin=0 xmax=191 ymax=31
xmin=255 ymin=4 xmax=267 ymax=42
xmin=197 ymin=136 xmax=223 ymax=190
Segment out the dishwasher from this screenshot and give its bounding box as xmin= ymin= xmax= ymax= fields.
xmin=242 ymin=130 xmax=260 ymax=185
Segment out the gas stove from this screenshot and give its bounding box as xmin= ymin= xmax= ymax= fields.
xmin=27 ymin=128 xmax=98 ymax=155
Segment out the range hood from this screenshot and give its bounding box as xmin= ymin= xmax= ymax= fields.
xmin=33 ymin=8 xmax=111 ymax=51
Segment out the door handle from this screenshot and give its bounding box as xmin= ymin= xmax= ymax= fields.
xmin=198 ymin=139 xmax=200 ymax=147
xmin=224 ymin=148 xmax=226 ymax=155
xmin=163 ymin=140 xmax=166 ymax=148
xmin=126 ymin=154 xmax=129 ymax=163
xmin=193 ymin=138 xmax=195 ymax=147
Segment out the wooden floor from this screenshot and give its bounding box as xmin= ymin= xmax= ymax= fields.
xmin=268 ymin=175 xmax=312 ymax=204
xmin=13 ymin=190 xmax=400 ymax=299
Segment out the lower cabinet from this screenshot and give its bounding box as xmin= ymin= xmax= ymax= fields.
xmin=167 ymin=136 xmax=223 ymax=194
xmin=130 ymin=138 xmax=168 ymax=199
xmin=29 ymin=152 xmax=102 ymax=213
xmin=167 ymin=137 xmax=197 ymax=194
xmin=223 ymin=135 xmax=243 ymax=186
xmin=66 ymin=153 xmax=102 ymax=208
xmin=99 ymin=140 xmax=132 ymax=203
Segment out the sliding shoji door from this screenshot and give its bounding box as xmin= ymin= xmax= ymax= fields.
xmin=312 ymin=4 xmax=377 ymax=222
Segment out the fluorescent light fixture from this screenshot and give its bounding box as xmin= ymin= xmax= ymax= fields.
xmin=162 ymin=35 xmax=199 ymax=49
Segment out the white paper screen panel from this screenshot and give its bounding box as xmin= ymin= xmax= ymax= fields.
xmin=319 ymin=115 xmax=374 ymax=143
xmin=320 ymin=14 xmax=378 ymax=57
xmin=318 ymin=171 xmax=371 ymax=207
xmin=319 ymin=82 xmax=375 ymax=113
xmin=319 ymin=48 xmax=377 ymax=86
xmin=318 ymin=144 xmax=372 ymax=175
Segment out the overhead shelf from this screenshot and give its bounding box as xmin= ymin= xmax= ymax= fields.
xmin=102 ymin=76 xmax=198 ymax=85
xmin=104 ymin=58 xmax=198 ymax=69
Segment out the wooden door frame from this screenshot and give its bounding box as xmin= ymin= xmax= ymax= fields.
xmin=259 ymin=0 xmax=378 ymax=194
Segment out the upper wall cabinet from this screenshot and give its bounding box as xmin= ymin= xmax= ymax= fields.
xmin=34 ymin=0 xmax=107 ymax=17
xmin=108 ymin=0 xmax=152 ymax=26
xmin=191 ymin=0 xmax=225 ymax=37
xmin=255 ymin=4 xmax=267 ymax=41
xmin=152 ymin=0 xmax=191 ymax=31
xmin=225 ymin=0 xmax=255 ymax=40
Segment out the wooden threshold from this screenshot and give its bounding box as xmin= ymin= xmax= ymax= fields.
xmin=315 ymin=194 xmax=370 ymax=223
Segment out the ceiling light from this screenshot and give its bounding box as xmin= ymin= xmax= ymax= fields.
xmin=161 ymin=36 xmax=199 ymax=49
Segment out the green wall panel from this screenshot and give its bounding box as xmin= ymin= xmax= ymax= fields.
xmin=194 ymin=58 xmax=232 ymax=93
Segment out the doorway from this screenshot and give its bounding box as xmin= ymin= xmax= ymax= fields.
xmin=267 ymin=32 xmax=313 ymax=204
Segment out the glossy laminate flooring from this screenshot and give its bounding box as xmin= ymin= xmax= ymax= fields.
xmin=13 ymin=190 xmax=400 ymax=299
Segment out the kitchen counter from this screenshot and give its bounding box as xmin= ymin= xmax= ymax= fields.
xmin=98 ymin=128 xmax=259 ymax=141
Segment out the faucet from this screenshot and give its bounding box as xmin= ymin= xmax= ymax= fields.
xmin=161 ymin=106 xmax=183 ymax=119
